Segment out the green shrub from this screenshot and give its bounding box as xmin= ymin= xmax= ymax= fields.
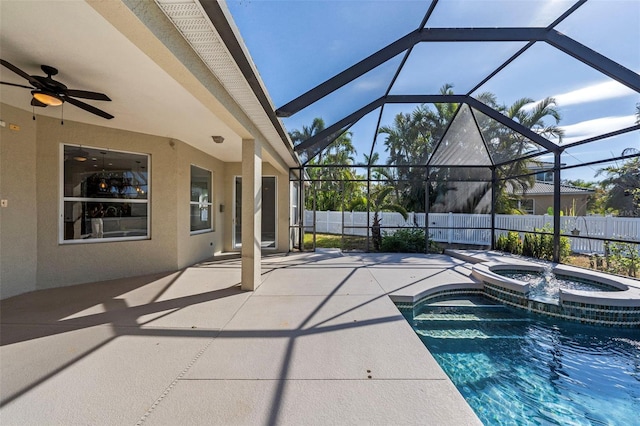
xmin=496 ymin=231 xmax=522 ymax=255
xmin=604 ymin=242 xmax=639 ymax=277
xmin=381 ymin=228 xmax=433 ymax=253
xmin=520 ymin=225 xmax=571 ymax=262
xmin=495 ymin=233 xmax=508 ymax=252
xmin=497 ymin=228 xmax=570 ymax=262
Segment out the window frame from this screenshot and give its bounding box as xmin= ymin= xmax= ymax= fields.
xmin=59 ymin=143 xmax=151 ymax=244
xmin=190 ymin=164 xmax=214 ymax=235
xmin=519 ymin=198 xmax=535 ymax=215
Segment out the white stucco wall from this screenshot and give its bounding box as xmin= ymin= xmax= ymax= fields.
xmin=176 ymin=141 xmax=226 ymax=269
xmin=34 ymin=115 xmax=179 ymax=290
xmin=0 ymin=103 xmax=252 ymax=298
xmin=0 ymin=104 xmax=38 ymax=299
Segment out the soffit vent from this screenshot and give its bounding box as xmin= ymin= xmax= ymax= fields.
xmin=155 ymin=0 xmax=287 ymax=157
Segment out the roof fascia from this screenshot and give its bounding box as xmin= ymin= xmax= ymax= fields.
xmin=199 ymin=1 xmax=298 ymax=161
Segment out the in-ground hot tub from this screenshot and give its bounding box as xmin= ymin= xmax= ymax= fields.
xmin=471 ymin=260 xmax=640 ymax=327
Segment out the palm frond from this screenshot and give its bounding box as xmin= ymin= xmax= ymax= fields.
xmin=378 ymin=203 xmax=408 ymax=220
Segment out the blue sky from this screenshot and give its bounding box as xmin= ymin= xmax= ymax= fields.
xmin=226 ymin=0 xmax=639 ymax=182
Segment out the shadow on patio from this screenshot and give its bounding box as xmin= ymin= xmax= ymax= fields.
xmin=0 ymin=251 xmax=480 ymax=425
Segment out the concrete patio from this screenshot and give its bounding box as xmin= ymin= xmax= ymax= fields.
xmin=1 ymin=250 xmax=481 ymax=425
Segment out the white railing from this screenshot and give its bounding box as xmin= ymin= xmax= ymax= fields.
xmin=304 ymin=210 xmax=640 ymax=254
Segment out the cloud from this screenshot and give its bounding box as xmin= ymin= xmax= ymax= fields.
xmin=558 ymin=115 xmax=637 ymax=144
xmin=524 ymin=80 xmax=637 ymax=111
xmin=552 ymin=80 xmax=637 ymax=107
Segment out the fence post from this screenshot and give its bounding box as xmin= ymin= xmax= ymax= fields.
xmin=448 ymin=212 xmax=453 ymax=244
xmin=326 ymin=210 xmax=330 ymax=234
xmin=605 ymin=215 xmax=614 ymax=240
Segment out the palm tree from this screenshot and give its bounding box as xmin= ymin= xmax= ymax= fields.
xmin=289 ymin=117 xmax=326 ymax=164
xmin=478 ymin=96 xmax=564 ymax=213
xmin=378 ymin=86 xmax=565 ymax=214
xmin=349 ymin=185 xmax=408 ymax=251
xmin=363 ymin=152 xmax=390 ymax=182
xmin=378 ymin=84 xmax=462 ymax=212
xmin=596 ymin=148 xmax=640 ymax=216
xmin=289 ymin=118 xmax=361 ymax=211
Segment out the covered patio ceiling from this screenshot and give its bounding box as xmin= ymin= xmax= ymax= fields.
xmin=0 ymin=0 xmax=297 ymax=169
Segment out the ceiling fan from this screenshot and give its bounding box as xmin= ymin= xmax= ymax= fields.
xmin=0 ymin=59 xmax=114 ymax=120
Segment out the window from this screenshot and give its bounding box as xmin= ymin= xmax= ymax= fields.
xmin=519 ymin=199 xmax=535 ymax=214
xmin=535 ymin=171 xmax=554 ymax=182
xmin=291 ymin=181 xmax=300 ymax=226
xmin=61 ymin=145 xmax=149 ymax=242
xmin=190 ymin=165 xmax=213 ymax=233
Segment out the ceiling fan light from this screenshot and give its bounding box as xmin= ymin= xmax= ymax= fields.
xmin=32 ymin=91 xmax=63 ymax=106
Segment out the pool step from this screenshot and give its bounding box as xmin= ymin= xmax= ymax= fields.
xmin=414 ymin=305 xmax=528 ymax=323
xmin=414 ymin=313 xmax=531 ymax=322
xmin=415 ymin=327 xmax=527 ymax=340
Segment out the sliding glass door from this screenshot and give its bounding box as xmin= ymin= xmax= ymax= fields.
xmin=233 ymin=176 xmax=276 ymax=249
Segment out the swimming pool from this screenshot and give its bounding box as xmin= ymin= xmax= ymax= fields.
xmin=409 ymin=299 xmax=640 ymax=425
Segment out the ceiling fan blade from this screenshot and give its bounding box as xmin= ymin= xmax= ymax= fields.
xmin=66 ymin=89 xmax=111 ymax=101
xmin=0 ymin=59 xmax=33 ymax=81
xmin=66 ymin=97 xmax=114 ymax=119
xmin=31 ymin=97 xmax=48 ymax=107
xmin=1 ymin=81 xmax=34 ymax=89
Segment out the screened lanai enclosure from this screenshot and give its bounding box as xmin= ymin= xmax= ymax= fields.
xmin=278 ymin=0 xmax=639 ymax=264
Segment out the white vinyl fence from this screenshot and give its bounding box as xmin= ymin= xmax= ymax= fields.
xmin=304 ymin=210 xmax=640 ymax=254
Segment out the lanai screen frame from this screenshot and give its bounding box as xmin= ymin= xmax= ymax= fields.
xmin=282 ymin=0 xmax=640 ymax=261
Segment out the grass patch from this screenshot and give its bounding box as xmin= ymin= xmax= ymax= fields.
xmin=304 ymin=233 xmax=369 ymax=250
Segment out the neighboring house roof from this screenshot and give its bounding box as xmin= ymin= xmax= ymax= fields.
xmin=514 ymin=181 xmax=595 ymax=196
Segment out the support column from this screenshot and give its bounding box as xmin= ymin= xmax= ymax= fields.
xmin=241 ymin=138 xmax=262 ymax=291
xmin=366 ymin=166 xmax=371 ymax=252
xmin=553 ymin=151 xmax=562 ymax=263
xmin=425 ymin=166 xmax=430 ymax=253
xmin=491 ymin=167 xmax=497 ymax=250
xmin=297 ymin=168 xmax=304 ymax=251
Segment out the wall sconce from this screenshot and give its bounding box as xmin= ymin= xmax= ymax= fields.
xmin=211 ymin=135 xmax=224 ymax=144
xmin=219 ymin=204 xmax=224 ymax=213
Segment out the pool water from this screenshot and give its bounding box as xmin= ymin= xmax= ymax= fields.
xmin=410 ymin=301 xmax=640 ymax=425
